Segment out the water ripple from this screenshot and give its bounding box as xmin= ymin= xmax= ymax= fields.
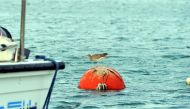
xmin=55 ymin=101 xmax=81 ymax=109
xmin=161 ymin=54 xmax=190 ymax=60
xmin=82 ymin=106 xmax=100 ymax=109
xmin=2 ymin=0 xmax=190 ymax=108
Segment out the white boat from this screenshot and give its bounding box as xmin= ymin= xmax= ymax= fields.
xmin=0 ymin=0 xmax=65 ymax=109
xmin=0 ymin=60 xmax=65 ymax=109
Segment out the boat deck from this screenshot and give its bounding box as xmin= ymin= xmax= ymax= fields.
xmin=0 ymin=60 xmax=65 ymax=73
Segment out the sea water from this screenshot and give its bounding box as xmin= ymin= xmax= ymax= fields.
xmin=1 ymin=0 xmax=190 ymax=108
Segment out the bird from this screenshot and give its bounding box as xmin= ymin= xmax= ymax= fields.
xmin=87 ymin=53 xmax=108 ymax=61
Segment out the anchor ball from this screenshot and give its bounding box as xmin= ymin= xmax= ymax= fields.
xmin=78 ymin=66 xmax=125 ymax=90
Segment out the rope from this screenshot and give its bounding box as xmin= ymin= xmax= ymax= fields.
xmin=35 ymin=55 xmax=59 ymax=109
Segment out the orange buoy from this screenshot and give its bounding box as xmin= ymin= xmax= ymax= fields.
xmin=78 ymin=66 xmax=125 ymax=90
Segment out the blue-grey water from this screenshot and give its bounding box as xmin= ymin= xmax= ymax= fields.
xmin=1 ymin=0 xmax=190 ymax=108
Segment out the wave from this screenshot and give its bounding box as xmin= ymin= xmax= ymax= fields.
xmin=161 ymin=54 xmax=190 ymax=60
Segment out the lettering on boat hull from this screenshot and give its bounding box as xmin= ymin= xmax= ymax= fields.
xmin=0 ymin=100 xmax=37 ymax=109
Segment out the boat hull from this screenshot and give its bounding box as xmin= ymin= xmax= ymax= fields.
xmin=0 ymin=70 xmax=54 ymax=109
xmin=0 ymin=60 xmax=65 ymax=109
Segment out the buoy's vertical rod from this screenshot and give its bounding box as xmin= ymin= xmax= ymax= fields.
xmin=19 ymin=0 xmax=26 ymax=61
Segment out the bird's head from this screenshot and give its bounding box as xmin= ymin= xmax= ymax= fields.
xmin=87 ymin=54 xmax=91 ymax=57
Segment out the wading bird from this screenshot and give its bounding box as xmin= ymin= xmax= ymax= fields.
xmin=87 ymin=53 xmax=108 ymax=61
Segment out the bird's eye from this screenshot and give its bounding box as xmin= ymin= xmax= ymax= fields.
xmin=1 ymin=44 xmax=7 ymax=48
